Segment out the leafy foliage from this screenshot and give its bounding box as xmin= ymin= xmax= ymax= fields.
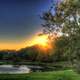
xmin=41 ymin=0 xmax=80 ymax=73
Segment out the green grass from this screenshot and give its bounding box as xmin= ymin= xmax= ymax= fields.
xmin=0 ymin=70 xmax=80 ymax=80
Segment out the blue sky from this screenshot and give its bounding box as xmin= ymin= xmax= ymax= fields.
xmin=0 ymin=0 xmax=51 ymax=43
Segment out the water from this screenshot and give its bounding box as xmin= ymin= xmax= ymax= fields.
xmin=0 ymin=65 xmax=31 ymax=74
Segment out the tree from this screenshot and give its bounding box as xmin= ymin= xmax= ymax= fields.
xmin=41 ymin=0 xmax=80 ymax=72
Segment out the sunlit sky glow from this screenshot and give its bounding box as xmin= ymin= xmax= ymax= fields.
xmin=30 ymin=35 xmax=49 ymax=46
xmin=0 ymin=0 xmax=56 ymax=50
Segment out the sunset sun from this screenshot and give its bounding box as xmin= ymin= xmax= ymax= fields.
xmin=35 ymin=35 xmax=48 ymax=47
xmin=29 ymin=35 xmax=52 ymax=50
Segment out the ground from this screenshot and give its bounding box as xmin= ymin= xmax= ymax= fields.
xmin=0 ymin=70 xmax=80 ymax=80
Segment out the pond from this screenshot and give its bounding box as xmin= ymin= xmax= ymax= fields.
xmin=0 ymin=65 xmax=54 ymax=74
xmin=0 ymin=65 xmax=31 ymax=74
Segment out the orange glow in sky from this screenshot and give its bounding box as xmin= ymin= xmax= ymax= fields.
xmin=0 ymin=42 xmax=24 ymax=50
xmin=31 ymin=35 xmax=48 ymax=46
xmin=29 ymin=35 xmax=52 ymax=51
xmin=0 ymin=34 xmax=52 ymax=50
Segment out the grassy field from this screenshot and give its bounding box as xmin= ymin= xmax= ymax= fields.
xmin=0 ymin=70 xmax=80 ymax=80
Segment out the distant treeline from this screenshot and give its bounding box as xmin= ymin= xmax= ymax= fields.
xmin=0 ymin=39 xmax=69 ymax=63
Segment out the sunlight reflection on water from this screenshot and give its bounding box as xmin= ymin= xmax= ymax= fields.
xmin=0 ymin=65 xmax=31 ymax=74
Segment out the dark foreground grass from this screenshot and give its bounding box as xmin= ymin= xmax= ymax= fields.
xmin=0 ymin=70 xmax=80 ymax=80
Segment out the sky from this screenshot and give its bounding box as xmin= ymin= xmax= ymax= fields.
xmin=0 ymin=0 xmax=52 ymax=50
